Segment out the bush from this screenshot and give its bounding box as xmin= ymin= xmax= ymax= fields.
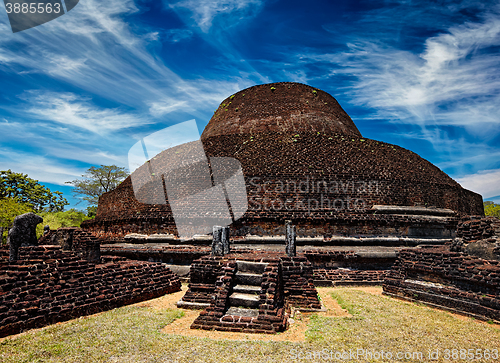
xmin=484 ymin=202 xmax=500 ymax=219
xmin=36 ymin=209 xmax=92 ymax=238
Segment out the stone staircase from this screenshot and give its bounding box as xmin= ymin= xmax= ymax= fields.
xmin=225 ymin=260 xmax=268 ymax=318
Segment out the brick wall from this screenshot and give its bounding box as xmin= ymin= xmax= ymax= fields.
xmin=182 ymin=256 xmax=225 ymax=305
xmin=383 ymin=247 xmax=500 ymax=322
xmin=83 ymin=129 xmax=483 ymax=240
xmin=457 ymin=216 xmax=497 ymax=242
xmin=281 ymin=255 xmax=322 ymax=309
xmin=304 ymin=249 xmax=394 ymax=285
xmin=190 ymin=255 xmax=289 ymax=334
xmin=0 ymin=246 xmax=181 ymax=338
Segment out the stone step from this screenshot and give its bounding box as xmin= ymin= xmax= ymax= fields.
xmin=233 ymin=284 xmax=261 ymax=294
xmin=235 ymin=272 xmax=263 ymax=286
xmin=236 ymin=260 xmax=268 ymax=274
xmin=229 ymin=292 xmax=260 ymax=308
xmin=225 ymin=307 xmax=259 ymax=318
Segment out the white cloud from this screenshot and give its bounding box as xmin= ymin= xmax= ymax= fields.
xmin=163 ymin=29 xmax=193 ymax=43
xmin=25 ymin=92 xmax=150 ymax=134
xmin=0 ymin=148 xmax=83 ymax=186
xmin=168 ymin=0 xmax=263 ymax=32
xmin=292 ymin=7 xmax=500 ymax=180
xmin=148 ymin=100 xmax=188 ymax=117
xmin=0 ymin=0 xmax=245 ymax=117
xmin=310 ymin=14 xmax=500 ymax=129
xmin=456 ymin=169 xmax=500 ymax=199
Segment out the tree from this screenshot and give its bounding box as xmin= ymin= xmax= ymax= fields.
xmin=35 ymin=209 xmax=92 ymax=238
xmin=86 ymin=205 xmax=97 ymax=218
xmin=484 ymin=201 xmax=500 ymax=219
xmin=0 ymin=197 xmax=33 ymax=244
xmin=0 ymin=170 xmax=68 ymax=212
xmin=66 ymin=165 xmax=128 ymax=206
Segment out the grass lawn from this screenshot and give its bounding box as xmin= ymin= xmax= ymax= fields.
xmin=0 ymin=287 xmax=498 ymax=362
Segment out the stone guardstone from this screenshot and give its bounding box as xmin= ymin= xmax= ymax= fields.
xmin=8 ymin=212 xmax=43 ymax=262
xmin=285 ymin=220 xmax=296 ymax=257
xmin=212 ymin=226 xmax=224 ymax=256
xmin=221 ymin=227 xmax=230 ymax=254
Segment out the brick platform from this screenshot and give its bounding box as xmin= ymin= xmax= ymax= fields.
xmin=183 ymin=252 xmax=321 ymax=334
xmin=0 ymin=246 xmax=181 ymax=338
xmin=383 ymin=247 xmax=500 ymax=322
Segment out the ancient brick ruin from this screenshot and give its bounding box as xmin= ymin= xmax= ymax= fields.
xmin=0 ymin=244 xmax=181 ymax=338
xmin=383 ymin=247 xmax=500 ymax=322
xmin=180 ymin=252 xmax=321 ymax=334
xmin=1 ymin=82 xmax=498 ymax=337
xmin=83 ymin=82 xmax=483 ymax=241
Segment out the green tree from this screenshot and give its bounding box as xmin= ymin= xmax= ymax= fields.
xmin=0 ymin=197 xmax=34 ymax=244
xmin=36 ymin=209 xmax=92 ymax=238
xmin=86 ymin=205 xmax=97 ymax=218
xmin=0 ymin=170 xmax=68 ymax=212
xmin=66 ymin=165 xmax=128 ymax=207
xmin=484 ymin=201 xmax=500 ymax=218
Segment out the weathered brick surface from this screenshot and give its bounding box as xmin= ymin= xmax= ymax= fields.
xmin=183 ymin=256 xmax=226 ymax=304
xmin=304 ymin=249 xmax=393 ymax=284
xmin=457 ymin=216 xmax=497 ymax=242
xmin=0 ymin=246 xmax=181 ymax=338
xmin=281 ymin=256 xmax=322 ymax=309
xmin=190 ymin=255 xmax=289 ymax=334
xmin=37 ymin=228 xmax=100 ymax=262
xmin=81 ymin=83 xmax=482 ymax=241
xmin=383 ymin=247 xmax=500 ymax=321
xmin=187 ymin=252 xmax=321 ymax=333
xmin=101 ymin=245 xmax=212 ymax=265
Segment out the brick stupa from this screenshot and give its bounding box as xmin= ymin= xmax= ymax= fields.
xmin=83 ymin=82 xmax=483 ymax=241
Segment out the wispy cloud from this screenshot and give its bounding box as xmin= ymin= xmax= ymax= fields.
xmin=0 ymin=147 xmax=83 ymax=186
xmin=0 ymin=0 xmax=253 ymax=198
xmin=456 ymin=169 xmax=500 ymax=199
xmin=302 ymin=14 xmax=500 ymax=132
xmin=163 ymin=29 xmax=194 ymax=43
xmin=24 ymin=92 xmax=150 ymax=134
xmin=168 ymin=0 xmax=263 ymax=33
xmin=0 ymin=0 xmax=244 ymax=116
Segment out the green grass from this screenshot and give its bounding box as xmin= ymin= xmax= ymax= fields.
xmin=0 ymin=288 xmax=499 ymax=362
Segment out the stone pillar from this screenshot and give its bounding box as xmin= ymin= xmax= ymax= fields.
xmin=221 ymin=226 xmax=230 ymax=255
xmin=212 ymin=226 xmax=224 ymax=256
xmin=0 ymin=227 xmax=4 ymax=245
xmin=285 ymin=220 xmax=296 ymax=257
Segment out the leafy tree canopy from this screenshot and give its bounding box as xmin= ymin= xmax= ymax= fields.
xmin=66 ymin=165 xmax=128 ymax=207
xmin=0 ymin=170 xmax=68 ymax=212
xmin=484 ymin=201 xmax=500 ymax=219
xmin=36 ymin=209 xmax=92 ymax=238
xmin=86 ymin=205 xmax=97 ymax=218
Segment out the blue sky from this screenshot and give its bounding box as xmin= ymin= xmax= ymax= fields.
xmin=0 ymin=0 xmax=499 ymax=210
